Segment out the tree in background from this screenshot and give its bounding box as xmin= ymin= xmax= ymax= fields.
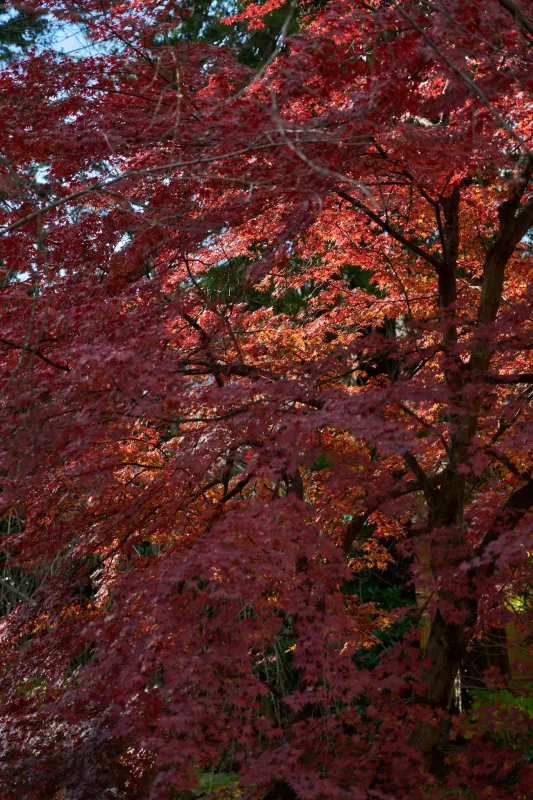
xmin=176 ymin=0 xmax=298 ymax=66
xmin=1 ymin=1 xmax=533 ymax=798
xmin=0 ymin=1 xmax=50 ymax=61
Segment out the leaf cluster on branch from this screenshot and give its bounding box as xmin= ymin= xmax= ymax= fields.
xmin=1 ymin=1 xmax=533 ymax=798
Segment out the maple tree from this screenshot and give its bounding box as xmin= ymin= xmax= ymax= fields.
xmin=2 ymin=0 xmax=533 ymax=797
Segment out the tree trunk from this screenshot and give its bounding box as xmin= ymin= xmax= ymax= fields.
xmin=411 ymin=607 xmax=476 ymax=763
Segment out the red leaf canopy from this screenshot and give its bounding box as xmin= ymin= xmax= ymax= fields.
xmin=1 ymin=1 xmax=533 ymax=798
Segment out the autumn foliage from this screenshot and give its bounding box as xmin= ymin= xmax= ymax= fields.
xmin=2 ymin=0 xmax=533 ymax=798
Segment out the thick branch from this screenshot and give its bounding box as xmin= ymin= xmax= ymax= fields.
xmin=474 ymin=155 xmax=533 ymax=354
xmin=497 ymin=0 xmax=533 ymax=38
xmin=283 ymin=469 xmax=305 ymax=501
xmin=446 ymin=160 xmax=533 ymax=468
xmin=344 ymin=478 xmax=421 ymax=555
xmin=335 ymin=189 xmax=443 ymax=270
xmin=439 ymin=186 xmax=460 ymax=312
xmin=485 ymin=446 xmax=530 ymax=480
xmin=0 ymin=337 xmax=70 ymax=372
xmin=474 ymin=476 xmax=533 ymax=572
xmin=403 ymin=451 xmax=434 ymax=504
xmin=486 ymin=372 xmax=533 ymax=384
xmin=470 ymin=197 xmax=533 ymax=376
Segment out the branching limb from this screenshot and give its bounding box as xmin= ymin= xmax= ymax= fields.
xmin=344 ymin=478 xmax=422 ymax=555
xmin=335 ymin=189 xmax=442 ymax=270
xmin=0 ymin=336 xmax=70 ymax=372
xmin=403 ymin=451 xmax=434 ymax=504
xmin=485 ymin=446 xmax=530 ymax=481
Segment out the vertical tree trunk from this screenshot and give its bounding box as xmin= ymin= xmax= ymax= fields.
xmin=411 ymin=608 xmax=476 ymax=763
xmin=407 ymin=168 xmax=533 ymax=766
